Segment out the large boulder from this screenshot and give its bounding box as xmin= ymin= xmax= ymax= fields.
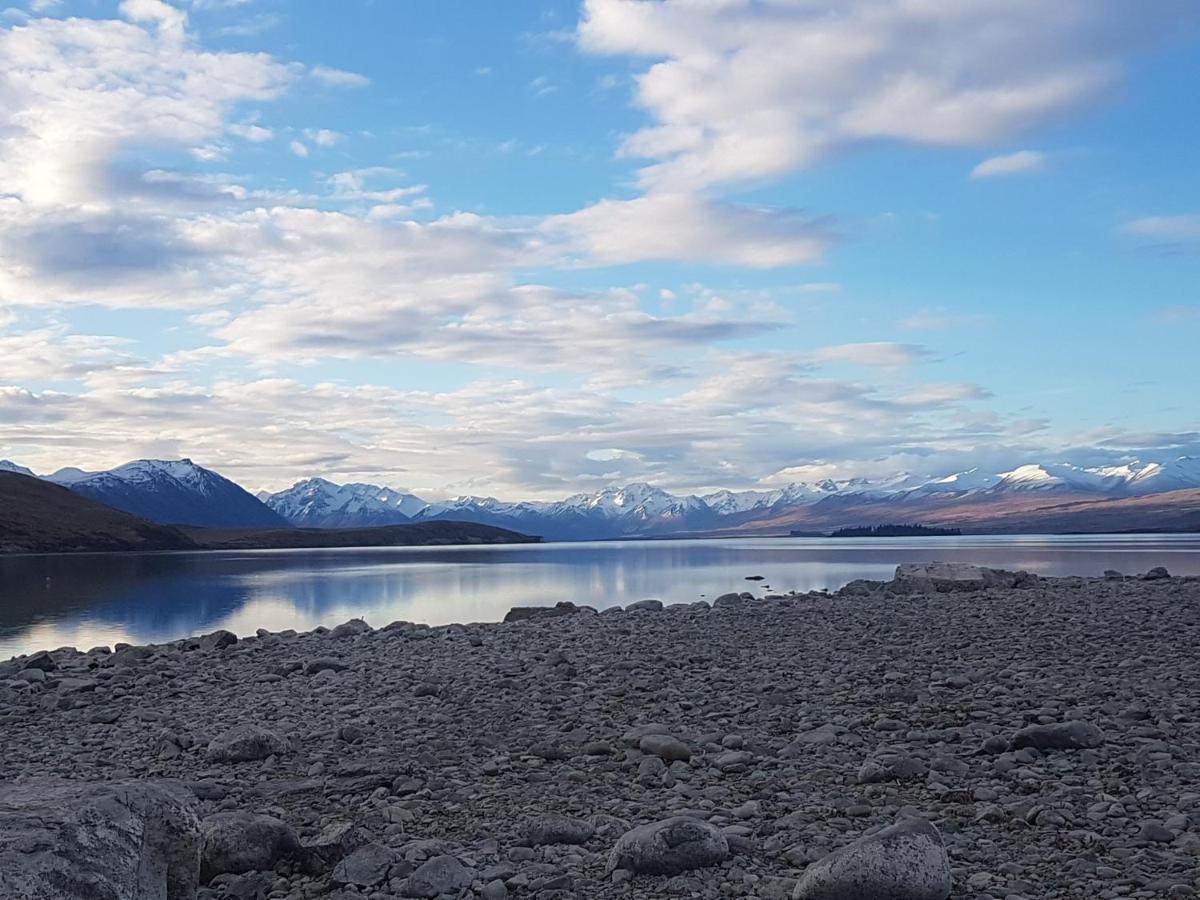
xmin=207 ymin=724 xmax=292 ymax=762
xmin=792 ymin=817 xmax=951 ymax=900
xmin=607 ymin=816 xmax=730 ymax=876
xmin=199 ymin=811 xmax=300 ymax=881
xmin=0 ymin=779 xmax=201 ymax=900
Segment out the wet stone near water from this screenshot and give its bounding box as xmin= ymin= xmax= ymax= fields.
xmin=0 ymin=570 xmax=1198 ymax=898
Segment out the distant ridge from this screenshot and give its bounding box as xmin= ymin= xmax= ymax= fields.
xmin=0 ymin=471 xmax=195 ymax=554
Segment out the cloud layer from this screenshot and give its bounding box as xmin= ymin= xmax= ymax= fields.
xmin=0 ymin=0 xmax=1195 ymax=495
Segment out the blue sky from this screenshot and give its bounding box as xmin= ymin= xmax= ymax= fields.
xmin=0 ymin=0 xmax=1197 ymax=497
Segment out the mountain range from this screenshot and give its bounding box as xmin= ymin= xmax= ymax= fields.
xmin=4 ymin=455 xmax=1199 ymax=539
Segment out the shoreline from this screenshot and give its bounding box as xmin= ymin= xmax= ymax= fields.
xmin=4 ymin=525 xmax=1200 ymax=558
xmin=2 ymin=564 xmax=1198 ymax=897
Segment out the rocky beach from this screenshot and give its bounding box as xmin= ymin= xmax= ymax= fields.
xmin=1 ymin=564 xmax=1198 ymax=899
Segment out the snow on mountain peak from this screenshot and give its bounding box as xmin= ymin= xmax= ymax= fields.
xmin=0 ymin=459 xmax=34 ymax=477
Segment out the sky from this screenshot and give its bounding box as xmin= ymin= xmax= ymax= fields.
xmin=0 ymin=0 xmax=1197 ymax=499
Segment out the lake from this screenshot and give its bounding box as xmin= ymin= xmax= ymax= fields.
xmin=3 ymin=533 xmax=1199 ymax=659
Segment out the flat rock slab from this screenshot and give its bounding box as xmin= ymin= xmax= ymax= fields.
xmin=0 ymin=779 xmax=201 ymax=900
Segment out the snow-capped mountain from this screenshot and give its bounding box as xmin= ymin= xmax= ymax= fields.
xmin=7 ymin=452 xmax=1199 ymax=539
xmin=262 ymin=478 xmax=429 ymax=528
xmin=47 ymin=459 xmax=287 ymax=529
xmin=1122 ymin=457 xmax=1200 ymax=494
xmin=0 ymin=460 xmax=34 ymax=477
xmin=989 ymin=463 xmax=1125 ymax=494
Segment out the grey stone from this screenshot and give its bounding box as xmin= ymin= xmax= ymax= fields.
xmin=0 ymin=779 xmax=201 ymax=900
xmin=523 ymin=813 xmax=596 ymax=846
xmin=503 ymin=601 xmax=582 ymax=622
xmin=330 ymin=619 xmax=371 ymax=638
xmin=206 ymin=724 xmax=292 ymax=762
xmin=627 ymin=598 xmax=664 ymax=612
xmin=405 ymin=854 xmax=470 ymax=897
xmin=792 ymin=817 xmax=951 ymax=900
xmin=199 ymin=630 xmax=238 ymax=651
xmin=607 ymin=816 xmax=730 ymax=875
xmin=199 ymin=811 xmax=300 ymax=881
xmin=639 ymin=733 xmax=691 ymax=761
xmin=332 ymin=843 xmax=400 ymax=887
xmin=1010 ymin=721 xmax=1104 ymax=751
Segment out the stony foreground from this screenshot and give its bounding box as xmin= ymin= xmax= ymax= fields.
xmin=1 ymin=566 xmax=1199 ymax=899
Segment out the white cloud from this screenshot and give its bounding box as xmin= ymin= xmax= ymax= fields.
xmin=311 ymin=64 xmax=370 ymax=88
xmin=228 ymin=122 xmax=274 ymax=143
xmin=543 ymin=193 xmax=832 ymax=267
xmin=810 ymin=342 xmax=930 ymax=368
xmin=970 ymin=150 xmax=1046 ymax=179
xmin=578 ymin=0 xmax=1193 ymax=191
xmin=305 ymin=128 xmax=341 ymax=147
xmin=289 ymin=140 xmax=309 ymax=157
xmin=1123 ymin=215 xmax=1200 ymax=240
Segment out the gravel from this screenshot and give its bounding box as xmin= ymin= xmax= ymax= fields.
xmin=1 ymin=567 xmax=1198 ymax=898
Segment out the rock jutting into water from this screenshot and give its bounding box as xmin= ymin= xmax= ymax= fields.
xmin=1 ymin=565 xmax=1198 ymax=898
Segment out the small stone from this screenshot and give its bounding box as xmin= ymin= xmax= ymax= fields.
xmin=627 ymin=598 xmax=664 ymax=612
xmin=199 ymin=630 xmax=238 ymax=652
xmin=639 ymin=733 xmax=691 ymax=762
xmin=330 ymin=619 xmax=371 ymax=639
xmin=523 ymin=813 xmax=595 ymax=846
xmin=332 ymin=843 xmax=400 ymax=888
xmin=206 ymin=724 xmax=292 ymax=762
xmin=1010 ymin=721 xmax=1104 ymax=751
xmin=405 ymin=854 xmax=470 ymax=898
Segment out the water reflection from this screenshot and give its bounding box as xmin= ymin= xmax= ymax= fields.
xmin=2 ymin=535 xmax=1198 ymax=658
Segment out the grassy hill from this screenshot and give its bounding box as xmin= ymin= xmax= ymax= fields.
xmin=0 ymin=471 xmax=196 ymax=554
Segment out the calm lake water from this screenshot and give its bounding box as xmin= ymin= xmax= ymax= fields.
xmin=3 ymin=534 xmax=1199 ymax=659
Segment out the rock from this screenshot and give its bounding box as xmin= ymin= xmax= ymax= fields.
xmin=0 ymin=778 xmax=201 ymax=900
xmin=199 ymin=811 xmax=300 ymax=881
xmin=523 ymin=813 xmax=595 ymax=846
xmin=304 ymin=657 xmax=348 ymax=675
xmin=607 ymin=817 xmax=730 ymax=876
xmin=405 ymin=854 xmax=470 ymax=897
xmin=333 ymin=843 xmax=401 ymax=887
xmin=302 ymin=821 xmax=369 ymax=870
xmin=206 ymin=724 xmax=292 ymax=762
xmin=1139 ymin=822 xmax=1175 ymax=843
xmin=639 ymin=733 xmax=692 ymax=762
xmin=1010 ymin=721 xmax=1104 ymax=751
xmin=503 ymin=601 xmax=583 ymax=622
xmin=714 ymin=592 xmax=745 ymax=607
xmin=792 ymin=817 xmax=951 ymax=900
xmin=22 ymin=650 xmax=57 ymax=671
xmin=627 ymin=598 xmax=664 ymax=612
xmin=199 ymin=630 xmax=238 ymax=651
xmin=1144 ymin=566 xmax=1171 ymax=580
xmin=330 ymin=619 xmax=371 ymax=638
xmin=337 ymin=724 xmax=365 ymax=743
xmin=715 ymin=749 xmax=754 ymax=772
xmin=891 ymin=563 xmax=1034 ymax=592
